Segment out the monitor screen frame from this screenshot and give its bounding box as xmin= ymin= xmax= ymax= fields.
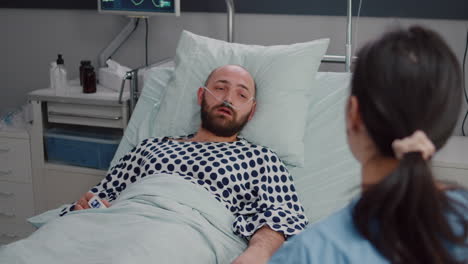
xmin=98 ymin=0 xmax=180 ymax=17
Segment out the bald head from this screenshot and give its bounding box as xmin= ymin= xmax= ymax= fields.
xmin=204 ymin=65 xmax=256 ymax=98
xmin=198 ymin=64 xmax=257 ymax=138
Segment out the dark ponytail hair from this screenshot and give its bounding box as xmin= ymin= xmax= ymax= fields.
xmin=351 ymin=26 xmax=467 ymax=263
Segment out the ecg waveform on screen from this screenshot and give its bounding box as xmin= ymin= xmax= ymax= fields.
xmin=130 ymin=0 xmax=171 ymax=8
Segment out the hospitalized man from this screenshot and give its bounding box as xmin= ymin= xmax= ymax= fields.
xmin=61 ymin=65 xmax=308 ymax=263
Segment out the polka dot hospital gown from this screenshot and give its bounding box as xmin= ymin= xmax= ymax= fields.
xmin=60 ymin=136 xmax=309 ymax=239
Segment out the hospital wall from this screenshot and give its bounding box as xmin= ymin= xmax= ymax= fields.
xmin=1 ymin=8 xmax=467 ymax=135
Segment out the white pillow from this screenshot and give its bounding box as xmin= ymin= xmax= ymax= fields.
xmin=290 ymin=72 xmax=360 ymax=222
xmin=152 ymin=31 xmax=329 ymax=167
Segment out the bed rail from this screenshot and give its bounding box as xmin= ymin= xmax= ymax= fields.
xmin=118 ymin=58 xmax=173 ymax=113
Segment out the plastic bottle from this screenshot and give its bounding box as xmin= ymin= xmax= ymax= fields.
xmin=53 ymin=54 xmax=68 ymax=96
xmin=49 ymin=62 xmax=57 ymax=90
xmin=79 ymin=60 xmax=91 ymax=86
xmin=83 ymin=64 xmax=97 ymax=93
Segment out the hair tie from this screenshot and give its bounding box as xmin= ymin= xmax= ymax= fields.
xmin=391 ymin=130 xmax=435 ymax=160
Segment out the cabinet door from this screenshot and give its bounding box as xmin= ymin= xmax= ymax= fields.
xmin=47 ymin=102 xmax=125 ymax=128
xmin=0 ymin=138 xmax=32 ymax=183
xmin=0 ymin=181 xmax=35 ymax=244
xmin=44 ymin=167 xmax=105 ymax=210
xmin=432 ymin=166 xmax=468 ymax=188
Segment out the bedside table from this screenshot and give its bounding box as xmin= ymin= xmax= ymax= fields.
xmin=432 ymin=136 xmax=468 ymax=188
xmin=0 ymin=129 xmax=35 ymax=245
xmin=28 ymin=82 xmax=130 ymax=214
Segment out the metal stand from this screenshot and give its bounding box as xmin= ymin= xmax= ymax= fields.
xmin=98 ymin=18 xmax=138 ymax=69
xmin=225 ymin=0 xmax=235 ymax=43
xmin=345 ymin=0 xmax=353 ymax=72
xmin=119 ymin=58 xmax=173 ymax=113
xmin=322 ymin=0 xmax=354 ymax=72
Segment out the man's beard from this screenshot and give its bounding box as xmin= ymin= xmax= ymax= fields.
xmin=200 ymin=96 xmax=251 ymax=138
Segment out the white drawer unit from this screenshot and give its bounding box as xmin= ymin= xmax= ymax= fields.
xmin=432 ymin=136 xmax=468 ymax=188
xmin=0 ymin=181 xmax=35 ymax=241
xmin=0 ymin=181 xmax=34 ymax=216
xmin=48 ymin=102 xmax=126 ymax=129
xmin=29 ymin=84 xmax=130 ymax=131
xmin=28 ymin=86 xmax=129 ymax=215
xmin=0 ymin=129 xmax=35 ymax=245
xmin=432 ymin=164 xmax=468 ymax=188
xmin=0 ymin=137 xmax=32 ymax=184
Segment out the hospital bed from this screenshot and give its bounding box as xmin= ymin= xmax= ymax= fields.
xmin=113 ymin=66 xmax=359 ymax=223
xmin=0 ymin=1 xmax=360 ymax=263
xmin=113 ymin=0 xmax=359 ymax=223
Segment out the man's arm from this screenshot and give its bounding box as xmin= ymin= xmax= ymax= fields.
xmin=59 ymin=139 xmax=153 ymax=216
xmin=232 ymin=226 xmax=285 ymax=264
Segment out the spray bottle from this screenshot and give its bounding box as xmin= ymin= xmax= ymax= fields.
xmin=49 ymin=62 xmax=57 ymax=90
xmin=53 ymin=54 xmax=68 ymax=96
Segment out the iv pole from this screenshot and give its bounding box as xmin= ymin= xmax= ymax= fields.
xmin=225 ymin=0 xmax=235 ymax=43
xmin=322 ymin=0 xmax=353 ymax=72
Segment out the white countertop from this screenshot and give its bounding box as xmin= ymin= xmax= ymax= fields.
xmin=28 ymin=80 xmax=130 ymax=106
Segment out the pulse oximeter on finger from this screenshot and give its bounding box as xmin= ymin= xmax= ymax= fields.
xmin=88 ymin=196 xmax=107 ymax=209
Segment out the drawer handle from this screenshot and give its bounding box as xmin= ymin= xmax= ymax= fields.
xmin=0 ymin=170 xmax=12 ymax=177
xmin=48 ymin=111 xmax=122 ymax=121
xmin=1 ymin=233 xmax=18 ymax=239
xmin=0 ymin=148 xmax=10 ymax=153
xmin=0 ymin=212 xmax=15 ymax=218
xmin=0 ymin=192 xmax=13 ymax=197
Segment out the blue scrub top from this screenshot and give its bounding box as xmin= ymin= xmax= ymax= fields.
xmin=269 ymin=190 xmax=468 ymax=264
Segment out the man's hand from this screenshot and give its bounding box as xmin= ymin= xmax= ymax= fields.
xmin=232 ymin=246 xmax=271 ymax=264
xmin=232 ymin=226 xmax=285 ymax=264
xmin=72 ymin=192 xmax=111 ymax=211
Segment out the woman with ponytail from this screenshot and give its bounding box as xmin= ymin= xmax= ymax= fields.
xmin=269 ymin=26 xmax=467 ymax=264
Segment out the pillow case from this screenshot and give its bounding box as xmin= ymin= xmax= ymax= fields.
xmin=152 ymin=31 xmax=329 ymax=167
xmin=289 ymin=72 xmax=360 ymax=223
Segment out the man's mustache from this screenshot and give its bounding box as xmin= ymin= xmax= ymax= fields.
xmin=214 ymin=102 xmax=236 ymax=115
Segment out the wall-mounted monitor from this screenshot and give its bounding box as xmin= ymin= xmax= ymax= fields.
xmin=98 ymin=0 xmax=180 ymax=16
